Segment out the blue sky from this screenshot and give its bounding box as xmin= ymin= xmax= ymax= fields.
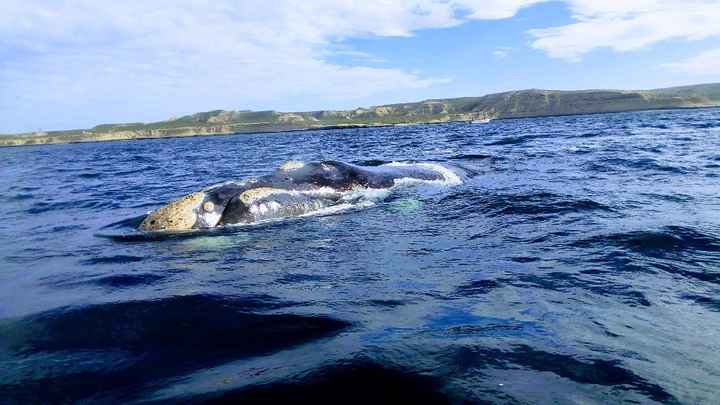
xmin=1 ymin=1 xmax=719 ymax=133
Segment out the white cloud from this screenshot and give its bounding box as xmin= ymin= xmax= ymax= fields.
xmin=662 ymin=48 xmax=720 ymax=75
xmin=1 ymin=0 xmax=718 ymax=132
xmin=452 ymin=0 xmax=547 ymax=19
xmin=492 ymin=47 xmax=512 ymax=59
xmin=529 ymin=0 xmax=720 ymax=61
xmin=0 ymin=0 xmax=545 ymax=131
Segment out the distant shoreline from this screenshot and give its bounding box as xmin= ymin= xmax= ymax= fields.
xmin=2 ymin=106 xmax=718 ymax=149
xmin=2 ymin=83 xmax=718 ymax=148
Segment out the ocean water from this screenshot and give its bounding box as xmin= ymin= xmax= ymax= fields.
xmin=1 ymin=108 xmax=720 ymax=404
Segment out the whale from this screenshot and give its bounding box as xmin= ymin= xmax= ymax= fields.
xmin=138 ymin=160 xmax=453 ymax=232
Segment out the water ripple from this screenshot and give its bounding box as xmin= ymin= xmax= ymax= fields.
xmin=1 ymin=108 xmax=720 ymax=402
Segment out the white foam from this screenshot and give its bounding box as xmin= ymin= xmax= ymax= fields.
xmin=299 ymin=199 xmax=378 ymax=218
xmin=340 ymin=186 xmax=391 ymax=202
xmin=385 ymin=162 xmax=463 ymax=186
xmin=279 ymin=160 xmax=305 ymax=171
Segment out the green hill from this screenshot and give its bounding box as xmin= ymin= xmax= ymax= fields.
xmin=2 ymin=83 xmax=719 ymax=147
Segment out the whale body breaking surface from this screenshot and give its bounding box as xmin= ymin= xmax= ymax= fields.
xmin=139 ymin=160 xmax=461 ymax=232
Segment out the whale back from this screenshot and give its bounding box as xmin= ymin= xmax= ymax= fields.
xmin=280 ymin=161 xmax=444 ymax=189
xmin=219 ymin=188 xmax=340 ymax=225
xmin=276 ymin=161 xmax=421 ymax=189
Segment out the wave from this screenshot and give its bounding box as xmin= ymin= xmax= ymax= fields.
xmin=450 ymin=345 xmax=675 ymax=403
xmin=46 ymin=272 xmax=166 ymax=289
xmin=681 ymin=293 xmax=720 ymax=312
xmin=439 ymin=190 xmax=614 ymax=220
xmin=585 ymin=158 xmax=691 ymax=175
xmin=446 ymin=153 xmax=499 ymax=161
xmin=455 ymin=279 xmax=502 ymax=296
xmin=185 ymin=362 xmax=450 ymax=404
xmin=79 ymin=255 xmax=145 ymax=265
xmin=27 ymin=199 xmax=121 ymax=214
xmin=574 ymin=226 xmax=720 ymax=255
xmin=485 ymin=136 xmax=527 ymax=146
xmin=0 ymin=294 xmax=350 ymax=403
xmin=508 ymin=272 xmax=652 ymax=307
xmin=689 ymin=122 xmax=719 ymax=129
xmin=489 ymin=195 xmax=613 ymax=217
xmin=6 ymin=193 xmax=34 ymax=201
xmin=572 ymin=226 xmax=720 ymax=284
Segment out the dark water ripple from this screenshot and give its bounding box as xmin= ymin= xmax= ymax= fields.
xmin=1 ymin=108 xmax=720 ymax=403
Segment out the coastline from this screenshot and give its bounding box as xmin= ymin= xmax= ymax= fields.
xmin=2 ymin=83 xmax=719 ymax=148
xmin=2 ymin=106 xmax=717 ymax=149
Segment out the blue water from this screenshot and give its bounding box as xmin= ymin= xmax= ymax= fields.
xmin=1 ymin=108 xmax=720 ymax=404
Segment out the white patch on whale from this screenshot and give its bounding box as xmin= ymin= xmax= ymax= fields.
xmin=197 ymin=208 xmax=223 ymax=228
xmin=249 ymin=201 xmax=282 ymax=216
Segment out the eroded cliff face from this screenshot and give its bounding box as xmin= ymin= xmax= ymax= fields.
xmin=2 ymin=83 xmax=719 ymax=147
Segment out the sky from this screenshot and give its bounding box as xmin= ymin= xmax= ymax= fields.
xmin=1 ymin=0 xmax=719 ymax=133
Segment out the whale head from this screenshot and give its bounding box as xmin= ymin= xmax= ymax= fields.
xmin=139 ymin=191 xmax=227 ymax=232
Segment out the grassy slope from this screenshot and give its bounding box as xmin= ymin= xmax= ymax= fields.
xmin=647 ymin=82 xmax=720 ymax=99
xmin=2 ymin=83 xmax=719 ymax=147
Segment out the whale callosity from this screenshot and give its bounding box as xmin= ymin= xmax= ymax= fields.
xmin=139 ymin=192 xmax=204 ymax=231
xmin=239 ymin=187 xmax=288 ymax=205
